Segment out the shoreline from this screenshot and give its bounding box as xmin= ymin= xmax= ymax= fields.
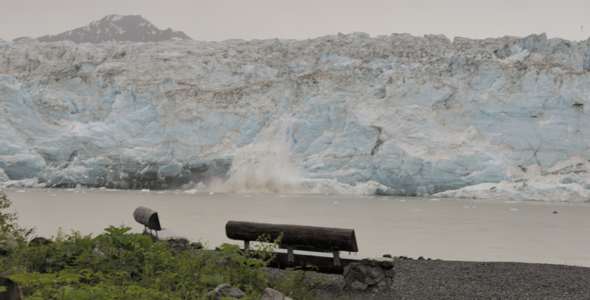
xmin=3 ymin=189 xmax=590 ymax=299
xmin=4 ymin=185 xmax=590 ymax=202
xmin=6 ymin=188 xmax=590 ymax=268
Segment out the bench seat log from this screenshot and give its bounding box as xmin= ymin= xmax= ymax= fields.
xmin=225 ymin=221 xmax=358 ymax=252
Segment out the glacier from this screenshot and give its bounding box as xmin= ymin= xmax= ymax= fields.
xmin=0 ymin=33 xmax=589 ymax=200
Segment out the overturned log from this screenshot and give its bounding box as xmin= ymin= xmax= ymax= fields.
xmin=226 ymin=221 xmax=358 ymax=252
xmin=133 ymin=206 xmax=162 ymax=231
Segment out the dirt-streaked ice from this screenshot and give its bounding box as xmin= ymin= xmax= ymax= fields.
xmin=0 ymin=33 xmax=589 ymax=200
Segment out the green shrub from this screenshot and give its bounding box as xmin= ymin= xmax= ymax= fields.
xmin=0 ymin=192 xmax=320 ymax=299
xmin=3 ymin=226 xmax=275 ymax=299
xmin=0 ymin=191 xmax=31 ymax=247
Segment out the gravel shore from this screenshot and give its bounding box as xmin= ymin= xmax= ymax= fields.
xmin=390 ymin=260 xmax=590 ymax=300
xmin=274 ymin=259 xmax=590 ymax=299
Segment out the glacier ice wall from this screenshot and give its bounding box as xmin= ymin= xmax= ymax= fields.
xmin=0 ymin=33 xmax=589 ymax=199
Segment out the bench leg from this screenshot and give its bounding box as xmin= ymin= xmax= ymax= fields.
xmin=333 ymin=251 xmax=341 ymax=267
xmin=287 ymin=248 xmax=294 ymax=265
xmin=244 ymin=240 xmax=250 ymax=250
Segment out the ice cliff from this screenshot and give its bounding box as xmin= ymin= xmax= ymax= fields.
xmin=0 ymin=33 xmax=589 ymax=200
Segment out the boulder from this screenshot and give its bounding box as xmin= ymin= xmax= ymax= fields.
xmin=260 ymin=288 xmax=292 ymax=300
xmin=165 ymin=238 xmax=203 ymax=252
xmin=165 ymin=238 xmax=190 ymax=252
xmin=343 ymin=259 xmax=394 ymax=292
xmin=207 ymin=283 xmax=245 ymax=299
xmin=190 ymin=242 xmax=204 ymax=250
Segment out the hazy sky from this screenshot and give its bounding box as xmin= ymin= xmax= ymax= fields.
xmin=1 ymin=0 xmax=589 ymax=41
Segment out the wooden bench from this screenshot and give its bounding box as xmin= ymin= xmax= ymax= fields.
xmin=225 ymin=221 xmax=358 ymax=268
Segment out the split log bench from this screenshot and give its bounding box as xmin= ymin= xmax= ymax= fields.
xmin=225 ymin=221 xmax=359 ymax=273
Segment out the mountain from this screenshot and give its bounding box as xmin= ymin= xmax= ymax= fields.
xmin=0 ymin=33 xmax=589 ymax=200
xmin=37 ymin=15 xmax=191 ymax=43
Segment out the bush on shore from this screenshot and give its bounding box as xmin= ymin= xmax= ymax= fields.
xmin=2 ymin=226 xmax=272 ymax=299
xmin=0 ymin=191 xmax=32 ymax=253
xmin=0 ymin=191 xmax=311 ymax=299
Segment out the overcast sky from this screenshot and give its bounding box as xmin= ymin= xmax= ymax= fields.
xmin=1 ymin=0 xmax=589 ymax=41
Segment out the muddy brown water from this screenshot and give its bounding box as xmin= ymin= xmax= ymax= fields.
xmin=7 ymin=188 xmax=590 ymax=267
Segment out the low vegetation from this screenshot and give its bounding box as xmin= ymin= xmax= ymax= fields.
xmin=0 ymin=191 xmax=313 ymax=299
xmin=0 ymin=191 xmax=31 ymax=249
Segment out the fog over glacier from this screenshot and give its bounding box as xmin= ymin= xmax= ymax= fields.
xmin=0 ymin=33 xmax=589 ymax=200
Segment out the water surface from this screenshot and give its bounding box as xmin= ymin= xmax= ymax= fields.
xmin=7 ymin=189 xmax=590 ymax=267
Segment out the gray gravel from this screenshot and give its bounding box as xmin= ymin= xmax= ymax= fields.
xmin=391 ymin=260 xmax=590 ymax=300
xmin=277 ymin=260 xmax=590 ymax=299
